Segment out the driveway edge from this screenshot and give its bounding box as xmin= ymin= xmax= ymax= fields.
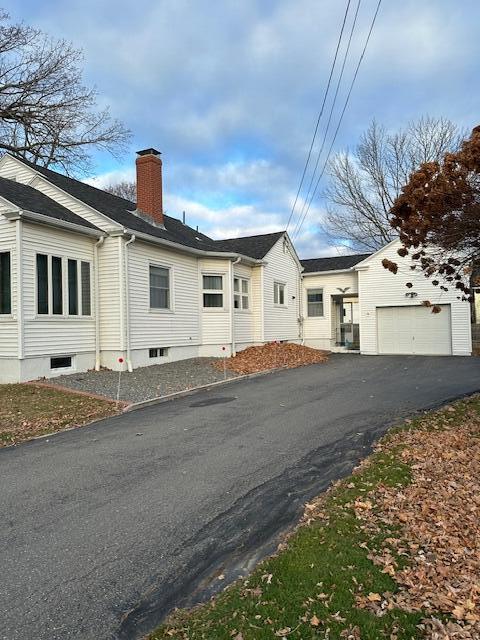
xmin=123 ymin=368 xmax=279 ymax=412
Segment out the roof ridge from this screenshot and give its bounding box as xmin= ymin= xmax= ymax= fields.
xmin=216 ymin=230 xmax=285 ymax=242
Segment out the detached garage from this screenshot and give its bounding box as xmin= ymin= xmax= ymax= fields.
xmin=377 ymin=305 xmax=452 ymax=355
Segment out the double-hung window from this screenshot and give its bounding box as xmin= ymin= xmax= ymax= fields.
xmin=203 ymin=274 xmax=223 ymax=308
xmin=149 ymin=265 xmax=170 ymax=309
xmin=0 ymin=251 xmax=11 ymax=315
xmin=37 ymin=254 xmax=91 ymax=316
xmin=307 ymin=288 xmax=324 ymax=317
xmin=274 ymin=281 xmax=286 ymax=306
xmin=233 ymin=277 xmax=249 ymax=310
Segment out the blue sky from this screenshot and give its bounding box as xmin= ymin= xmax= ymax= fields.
xmin=6 ymin=1 xmax=480 ymax=257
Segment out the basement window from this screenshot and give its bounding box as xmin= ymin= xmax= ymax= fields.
xmin=149 ymin=347 xmax=168 ymax=358
xmin=50 ymin=356 xmax=72 ymax=370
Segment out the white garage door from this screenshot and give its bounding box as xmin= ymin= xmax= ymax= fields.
xmin=377 ymin=305 xmax=452 ymax=355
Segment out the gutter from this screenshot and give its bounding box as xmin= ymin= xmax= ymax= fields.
xmin=94 ymin=236 xmax=105 ymax=371
xmin=113 ymin=228 xmax=264 ymax=266
xmin=230 ymin=256 xmax=241 ymax=356
xmin=124 ymin=234 xmax=136 ymax=373
xmin=301 ymin=267 xmax=357 ymax=277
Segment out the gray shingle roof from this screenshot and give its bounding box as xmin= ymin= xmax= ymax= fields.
xmin=301 ymin=253 xmax=372 ymax=273
xmin=6 ymin=156 xmax=283 ymax=260
xmin=17 ymin=158 xmax=219 ymax=251
xmin=213 ymin=231 xmax=285 ymax=259
xmin=0 ymin=176 xmax=100 ymax=231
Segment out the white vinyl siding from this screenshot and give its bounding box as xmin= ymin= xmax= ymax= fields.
xmin=0 ymin=210 xmax=17 ymax=357
xmin=263 ymin=237 xmax=301 ymax=342
xmin=358 ymin=240 xmax=472 ymax=356
xmin=233 ymin=263 xmax=254 ymax=345
xmin=128 ymin=240 xmax=200 ymax=349
xmin=22 ymin=222 xmax=96 ymax=357
xmin=199 ymin=258 xmax=230 ymax=345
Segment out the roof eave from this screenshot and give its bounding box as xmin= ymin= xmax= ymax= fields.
xmin=302 ymin=267 xmax=357 ymax=276
xmin=116 ymin=228 xmax=264 ymax=264
xmin=3 ymin=208 xmax=104 ymax=237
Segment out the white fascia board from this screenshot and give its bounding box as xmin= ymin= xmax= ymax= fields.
xmin=3 ymin=208 xmax=104 ymax=237
xmin=302 ymin=267 xmax=356 ymax=277
xmin=116 ymin=228 xmax=264 ymax=265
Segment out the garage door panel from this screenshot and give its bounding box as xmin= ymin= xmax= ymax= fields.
xmin=377 ymin=305 xmax=451 ymax=355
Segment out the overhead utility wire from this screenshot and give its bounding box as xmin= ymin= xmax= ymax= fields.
xmin=293 ymin=0 xmax=383 ymax=239
xmin=291 ymin=0 xmax=362 ymax=237
xmin=285 ymin=0 xmax=351 ymax=231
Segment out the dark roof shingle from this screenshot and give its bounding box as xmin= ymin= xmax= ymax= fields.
xmin=301 ymin=253 xmax=372 ymax=273
xmin=0 ymin=176 xmax=99 ymax=231
xmin=213 ymin=231 xmax=285 ymax=260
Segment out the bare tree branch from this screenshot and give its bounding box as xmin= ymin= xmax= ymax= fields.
xmin=0 ymin=11 xmax=131 ymax=174
xmin=323 ymin=116 xmax=465 ymax=251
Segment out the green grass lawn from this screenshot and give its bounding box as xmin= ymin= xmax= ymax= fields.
xmin=0 ymin=383 xmax=119 ymax=446
xmin=150 ymin=397 xmax=480 ymax=640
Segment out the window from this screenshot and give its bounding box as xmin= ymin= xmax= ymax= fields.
xmin=50 ymin=356 xmax=72 ymax=370
xmin=52 ymin=256 xmax=63 ymax=315
xmin=307 ymin=288 xmax=324 ymax=317
xmin=36 ymin=255 xmax=91 ymax=316
xmin=150 ymin=265 xmax=170 ymax=309
xmin=68 ymin=259 xmax=78 ymax=315
xmin=37 ymin=254 xmax=49 ymax=315
xmin=81 ymin=261 xmax=91 ymax=316
xmin=203 ymin=274 xmax=224 ymax=308
xmin=0 ymin=251 xmax=11 ymax=314
xmin=149 ymin=347 xmax=168 ymax=358
xmin=274 ymin=282 xmax=286 ymax=306
xmin=234 ymin=277 xmax=249 ymax=310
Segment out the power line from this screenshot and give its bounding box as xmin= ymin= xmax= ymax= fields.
xmin=285 ymin=0 xmax=352 ymax=231
xmin=293 ymin=0 xmax=383 ymax=240
xmin=291 ymin=0 xmax=362 ymax=237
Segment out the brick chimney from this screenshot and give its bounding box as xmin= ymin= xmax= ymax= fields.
xmin=136 ymin=148 xmax=164 ymax=225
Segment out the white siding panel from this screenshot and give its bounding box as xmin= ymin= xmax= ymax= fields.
xmin=358 ymin=240 xmax=472 ymax=356
xmin=251 ymin=265 xmax=263 ymax=342
xmin=0 ymin=156 xmax=36 ymax=184
xmin=128 ymin=240 xmax=200 ymax=348
xmin=263 ymin=238 xmax=301 ymax=342
xmin=199 ymin=258 xmax=231 ymax=345
xmin=233 ymin=263 xmax=254 ymax=345
xmin=22 ymin=222 xmax=96 ymax=356
xmin=98 ymin=235 xmax=122 ymax=351
xmin=303 ymin=271 xmax=358 ymax=349
xmin=0 ymin=210 xmax=17 ymax=357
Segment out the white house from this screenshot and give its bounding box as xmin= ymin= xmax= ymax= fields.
xmin=301 ymin=243 xmax=472 ymax=356
xmin=0 ymin=149 xmax=473 ymax=384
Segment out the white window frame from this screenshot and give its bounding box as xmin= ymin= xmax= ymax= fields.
xmin=274 ymin=281 xmax=286 ymax=307
xmin=149 ymin=263 xmax=173 ymax=312
xmin=35 ymin=253 xmax=92 ymax=318
xmin=307 ymin=288 xmax=324 ymax=317
xmin=233 ymin=276 xmax=250 ymax=312
xmin=202 ymin=272 xmax=225 ymax=311
xmin=0 ymin=249 xmax=12 ymax=317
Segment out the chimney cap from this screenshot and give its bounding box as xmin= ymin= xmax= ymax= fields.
xmin=136 ymin=147 xmax=161 ymax=157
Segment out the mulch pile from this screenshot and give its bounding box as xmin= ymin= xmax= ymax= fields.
xmin=353 ymin=401 xmax=480 ymax=639
xmin=213 ymin=342 xmax=329 ymax=375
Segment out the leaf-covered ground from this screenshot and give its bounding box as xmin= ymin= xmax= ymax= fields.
xmin=150 ymin=394 xmax=480 ymax=640
xmin=0 ymin=383 xmax=119 ymax=447
xmin=213 ymin=343 xmax=329 ymax=375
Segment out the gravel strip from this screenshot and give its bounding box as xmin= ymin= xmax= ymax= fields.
xmin=50 ymin=358 xmax=239 ymax=403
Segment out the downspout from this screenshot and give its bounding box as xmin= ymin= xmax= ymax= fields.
xmin=299 ymin=273 xmax=305 ymax=345
xmin=230 ymin=256 xmax=241 ymax=356
xmin=94 ymin=236 xmax=105 ymax=371
xmin=15 ymin=218 xmax=24 ymax=360
xmin=124 ymin=234 xmax=136 ymax=372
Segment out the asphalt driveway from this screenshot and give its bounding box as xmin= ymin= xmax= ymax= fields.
xmin=1 ymin=354 xmax=479 ymax=640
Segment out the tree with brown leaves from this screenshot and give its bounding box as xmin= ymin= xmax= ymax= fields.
xmin=387 ymin=125 xmax=480 ymax=303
